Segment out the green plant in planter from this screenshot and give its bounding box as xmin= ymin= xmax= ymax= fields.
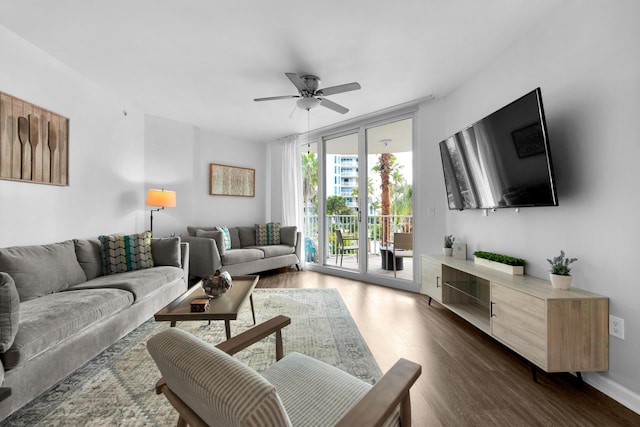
xmin=547 ymin=250 xmax=577 ymax=275
xmin=444 ymin=235 xmax=455 ymax=248
xmin=473 ymin=251 xmax=526 ymax=266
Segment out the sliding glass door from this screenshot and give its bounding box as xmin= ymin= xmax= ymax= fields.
xmin=300 ymin=113 xmax=414 ymax=285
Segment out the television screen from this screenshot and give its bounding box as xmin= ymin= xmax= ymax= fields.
xmin=439 ymin=88 xmax=557 ymax=210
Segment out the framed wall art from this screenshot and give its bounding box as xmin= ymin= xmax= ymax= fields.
xmin=209 ymin=163 xmax=255 ymax=197
xmin=0 ymin=91 xmax=69 ymax=186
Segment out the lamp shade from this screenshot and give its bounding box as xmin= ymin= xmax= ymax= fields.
xmin=146 ymin=189 xmax=176 ymax=208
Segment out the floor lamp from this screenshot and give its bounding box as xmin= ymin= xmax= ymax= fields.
xmin=146 ymin=189 xmax=176 ymax=236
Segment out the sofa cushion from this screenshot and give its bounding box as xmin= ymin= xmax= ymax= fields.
xmin=74 ymin=238 xmax=103 ymax=280
xmin=237 ymin=226 xmax=256 ymax=247
xmin=256 ymin=223 xmax=281 ymax=245
xmin=0 ymin=273 xmax=20 ymax=352
xmin=248 ymin=245 xmax=295 ymax=258
xmin=0 ymin=240 xmax=87 ymax=302
xmin=228 ymin=227 xmax=241 ymax=249
xmin=99 ymin=232 xmax=154 ymax=275
xmin=196 ymin=230 xmax=225 ymax=255
xmin=152 ymin=237 xmax=182 ymax=267
xmin=216 ymin=226 xmax=232 ymax=250
xmin=280 ymin=226 xmax=297 ymax=247
xmin=68 ymin=266 xmax=184 ymax=301
xmin=221 ymin=249 xmax=264 ymax=266
xmin=1 ymin=288 xmax=134 ymax=369
xmin=187 ymin=226 xmax=215 ymax=237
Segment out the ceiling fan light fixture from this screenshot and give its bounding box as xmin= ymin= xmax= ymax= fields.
xmin=297 ymin=97 xmax=321 ymax=111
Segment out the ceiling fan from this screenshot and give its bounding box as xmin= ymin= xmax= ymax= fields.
xmin=254 ymin=73 xmax=361 ymax=114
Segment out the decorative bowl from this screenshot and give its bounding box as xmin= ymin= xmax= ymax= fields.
xmin=201 ymin=271 xmax=233 ymax=298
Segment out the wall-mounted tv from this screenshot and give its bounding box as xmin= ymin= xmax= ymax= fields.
xmin=439 ymin=88 xmax=557 ymax=210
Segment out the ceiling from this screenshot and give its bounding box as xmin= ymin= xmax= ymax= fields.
xmin=0 ymin=0 xmax=562 ymax=143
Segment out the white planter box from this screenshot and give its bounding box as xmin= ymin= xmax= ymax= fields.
xmin=474 ymin=256 xmax=524 ymax=275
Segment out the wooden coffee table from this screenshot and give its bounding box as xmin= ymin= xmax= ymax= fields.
xmin=154 ymin=275 xmax=258 ymax=339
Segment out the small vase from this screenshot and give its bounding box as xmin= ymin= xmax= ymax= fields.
xmin=550 ymin=274 xmax=572 ymax=290
xmin=443 ymin=247 xmax=453 ymax=256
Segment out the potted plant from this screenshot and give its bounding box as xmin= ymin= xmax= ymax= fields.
xmin=473 ymin=251 xmax=525 ymax=275
xmin=443 ymin=235 xmax=455 ymax=256
xmin=547 ymin=250 xmax=577 ymax=290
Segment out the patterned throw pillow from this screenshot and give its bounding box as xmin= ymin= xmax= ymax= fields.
xmin=98 ymin=232 xmax=154 ymax=275
xmin=255 ymin=223 xmax=281 ymax=245
xmin=216 ymin=226 xmax=232 ymax=250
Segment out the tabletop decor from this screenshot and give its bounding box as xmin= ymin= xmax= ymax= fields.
xmin=201 ymin=270 xmax=233 ymax=298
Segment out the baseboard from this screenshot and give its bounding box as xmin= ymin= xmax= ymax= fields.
xmin=583 ymin=372 xmax=640 ymax=415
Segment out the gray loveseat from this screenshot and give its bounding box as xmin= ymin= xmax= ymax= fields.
xmin=0 ymin=237 xmax=189 ymax=420
xmin=181 ymin=225 xmax=301 ymax=279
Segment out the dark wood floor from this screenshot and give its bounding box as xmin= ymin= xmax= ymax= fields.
xmin=257 ymin=269 xmax=640 ymax=427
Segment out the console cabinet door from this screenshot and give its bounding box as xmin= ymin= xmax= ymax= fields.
xmin=491 ymin=282 xmax=547 ymax=369
xmin=421 ymin=256 xmax=442 ymax=302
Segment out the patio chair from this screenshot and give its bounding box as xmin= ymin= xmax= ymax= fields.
xmin=336 ymin=229 xmax=358 ymax=266
xmin=147 ymin=315 xmax=421 ymax=427
xmin=392 ymin=232 xmax=413 ymax=278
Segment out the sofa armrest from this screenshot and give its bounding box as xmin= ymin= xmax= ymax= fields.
xmin=294 ymin=231 xmax=302 ymax=262
xmin=180 ymin=242 xmax=190 ymax=284
xmin=180 ymin=235 xmax=221 ymax=279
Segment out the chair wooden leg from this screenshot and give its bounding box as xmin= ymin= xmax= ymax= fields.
xmin=177 ymin=415 xmax=187 ymax=427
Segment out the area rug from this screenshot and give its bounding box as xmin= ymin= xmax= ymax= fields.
xmin=2 ymin=288 xmax=381 ymax=426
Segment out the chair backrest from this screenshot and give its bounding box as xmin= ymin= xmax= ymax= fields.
xmin=147 ymin=328 xmax=292 ymax=427
xmin=336 ymin=229 xmax=345 ymax=245
xmin=393 ymin=233 xmax=413 ymax=251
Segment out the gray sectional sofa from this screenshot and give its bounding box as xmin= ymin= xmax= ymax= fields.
xmin=181 ymin=225 xmax=301 ymax=279
xmin=0 ymin=237 xmax=189 ymax=420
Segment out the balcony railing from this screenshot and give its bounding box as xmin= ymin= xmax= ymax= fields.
xmin=303 ymin=214 xmax=413 ymax=257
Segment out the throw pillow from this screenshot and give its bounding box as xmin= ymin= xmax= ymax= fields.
xmin=255 ymin=223 xmax=281 ymax=245
xmin=196 ymin=229 xmax=225 ymax=255
xmin=74 ymin=239 xmax=103 ymax=280
xmin=99 ymin=232 xmax=154 ymax=275
xmin=151 ymin=237 xmax=182 ymax=267
xmin=216 ymin=226 xmax=232 ymax=250
xmin=0 ymin=240 xmax=87 ymax=302
xmin=0 ymin=272 xmax=19 ymax=352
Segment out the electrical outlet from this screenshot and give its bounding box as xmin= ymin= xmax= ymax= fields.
xmin=610 ymin=315 xmax=625 ymax=339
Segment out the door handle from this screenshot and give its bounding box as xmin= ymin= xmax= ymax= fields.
xmin=436 ymin=276 xmax=440 ymax=288
xmin=490 ymin=301 xmax=495 ymax=317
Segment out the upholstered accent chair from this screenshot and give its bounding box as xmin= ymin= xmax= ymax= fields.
xmin=147 ymin=315 xmax=421 ymax=427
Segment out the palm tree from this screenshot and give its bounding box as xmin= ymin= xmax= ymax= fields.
xmin=374 ymin=153 xmax=394 ymax=245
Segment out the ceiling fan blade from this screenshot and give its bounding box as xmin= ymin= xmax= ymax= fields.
xmin=254 ymin=95 xmax=299 ymax=102
xmin=317 ymin=82 xmax=361 ymax=97
xmin=320 ymin=98 xmax=349 ymax=114
xmin=285 ymin=73 xmax=309 ymax=92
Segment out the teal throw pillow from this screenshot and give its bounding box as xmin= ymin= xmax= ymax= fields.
xmin=216 ymin=226 xmax=232 ymax=250
xmin=99 ymin=232 xmax=154 ymax=275
xmin=255 ymin=223 xmax=281 ymax=245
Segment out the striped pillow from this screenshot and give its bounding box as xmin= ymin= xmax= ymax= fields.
xmin=99 ymin=232 xmax=154 ymax=275
xmin=256 ymin=223 xmax=281 ymax=245
xmin=216 ymin=226 xmax=232 ymax=250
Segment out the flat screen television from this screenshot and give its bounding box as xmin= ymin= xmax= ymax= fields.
xmin=439 ymin=88 xmax=558 ymax=210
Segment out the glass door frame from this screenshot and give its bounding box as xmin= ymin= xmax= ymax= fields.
xmin=304 ymin=106 xmax=419 ymax=292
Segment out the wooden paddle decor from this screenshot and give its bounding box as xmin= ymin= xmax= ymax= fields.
xmin=0 ymin=92 xmax=69 ymax=185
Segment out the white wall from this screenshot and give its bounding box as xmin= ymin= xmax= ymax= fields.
xmin=418 ymin=0 xmax=640 ymax=412
xmin=0 ymin=25 xmax=145 ymax=246
xmin=144 ymin=115 xmax=268 ymax=235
